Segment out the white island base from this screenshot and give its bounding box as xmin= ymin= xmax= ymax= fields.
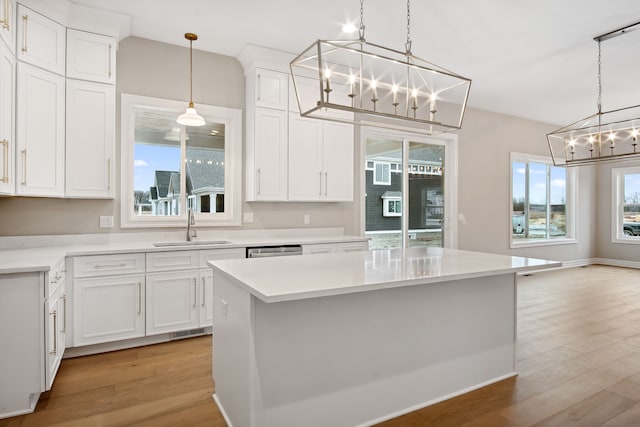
xmin=210 ymin=248 xmax=559 ymax=427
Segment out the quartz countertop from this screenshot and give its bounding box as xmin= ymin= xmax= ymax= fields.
xmin=209 ymin=247 xmax=562 ymax=303
xmin=0 ymin=232 xmax=368 ymax=275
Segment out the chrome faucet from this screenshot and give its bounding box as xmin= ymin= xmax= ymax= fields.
xmin=187 ymin=208 xmax=197 ymax=241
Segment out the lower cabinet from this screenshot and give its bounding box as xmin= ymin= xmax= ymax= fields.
xmin=302 ymin=241 xmax=370 ymax=255
xmin=146 ymin=269 xmax=200 ymax=335
xmin=73 ymin=274 xmax=145 ymax=346
xmin=46 ymin=278 xmax=66 ymax=390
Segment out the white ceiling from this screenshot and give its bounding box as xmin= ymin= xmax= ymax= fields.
xmin=71 ymin=0 xmax=640 ymax=127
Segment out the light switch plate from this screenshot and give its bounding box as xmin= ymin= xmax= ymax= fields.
xmin=99 ymin=216 xmax=114 ymax=228
xmin=243 ymin=212 xmax=254 ymax=223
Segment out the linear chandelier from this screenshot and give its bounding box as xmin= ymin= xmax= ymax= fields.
xmin=547 ymin=21 xmax=640 ymax=166
xmin=290 ymin=0 xmax=471 ymax=135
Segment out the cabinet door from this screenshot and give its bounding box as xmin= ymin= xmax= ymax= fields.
xmin=253 ymin=107 xmax=288 ymax=200
xmin=16 ymin=5 xmax=65 ymax=76
xmin=0 ymin=0 xmax=15 ymax=55
xmin=16 ymin=62 xmax=65 ymax=197
xmin=66 ymin=29 xmax=116 ymax=84
xmin=322 ymin=122 xmax=354 ymax=201
xmin=0 ymin=41 xmax=14 ymax=195
xmin=74 ymin=274 xmax=145 ymax=346
xmin=288 ymin=113 xmax=322 ymax=201
xmin=146 ymin=270 xmax=199 ymax=335
xmin=255 ymin=68 xmax=287 ymax=110
xmin=200 ymin=269 xmax=213 ymax=327
xmin=302 ymin=243 xmax=336 ymax=255
xmin=46 ymin=284 xmax=66 ymax=390
xmin=66 ymin=80 xmax=115 ymax=198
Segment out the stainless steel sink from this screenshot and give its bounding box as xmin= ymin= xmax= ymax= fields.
xmin=153 ymin=240 xmax=231 ymax=247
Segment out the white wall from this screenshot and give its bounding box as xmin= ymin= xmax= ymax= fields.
xmin=455 ymin=107 xmax=596 ymax=262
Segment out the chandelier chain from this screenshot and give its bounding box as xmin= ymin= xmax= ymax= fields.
xmin=358 ymin=0 xmax=365 ymax=40
xmin=597 ymin=40 xmax=602 ymax=114
xmin=405 ymin=0 xmax=412 ymax=55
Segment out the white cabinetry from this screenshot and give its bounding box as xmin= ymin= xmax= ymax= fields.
xmin=66 ymin=29 xmax=115 ymax=84
xmin=0 ymin=0 xmax=15 ymax=55
xmin=46 ymin=260 xmax=66 ymax=391
xmin=16 ymin=4 xmax=65 ymax=76
xmin=288 ymin=114 xmax=354 ymax=201
xmin=15 ymin=62 xmax=65 ymax=197
xmin=246 ymin=67 xmax=289 ymax=201
xmin=0 ymin=40 xmax=14 ymax=195
xmin=73 ymin=254 xmax=146 ymax=346
xmin=65 ymin=80 xmax=115 ymax=198
xmin=146 ymin=248 xmax=244 ymax=334
xmin=0 ymin=272 xmax=44 ymax=418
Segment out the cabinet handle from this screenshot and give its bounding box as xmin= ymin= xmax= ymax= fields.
xmin=201 ymin=277 xmax=205 ymax=307
xmin=1 ymin=140 xmax=8 ymax=184
xmin=21 ymin=149 xmax=26 ymax=186
xmin=324 ymin=171 xmax=328 ymax=196
xmin=257 ymin=75 xmax=261 ymax=101
xmin=137 ymin=282 xmax=142 ymax=314
xmin=318 ymin=171 xmax=322 ymax=195
xmin=21 ymin=15 xmax=28 ymax=53
xmin=61 ymin=293 xmax=67 ymax=333
xmin=193 ymin=278 xmax=197 ymax=308
xmin=107 ymin=158 xmax=111 ymax=191
xmin=94 ymin=263 xmax=127 ymax=269
xmin=108 ymin=44 xmax=112 ymax=78
xmin=50 ymin=310 xmax=57 ymax=356
xmin=1 ymin=0 xmax=8 ymax=30
xmin=257 ymin=168 xmax=261 ymax=195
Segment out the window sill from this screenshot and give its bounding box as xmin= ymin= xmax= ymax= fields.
xmin=611 ymin=237 xmax=640 ymax=245
xmin=510 ymin=238 xmax=577 ymax=249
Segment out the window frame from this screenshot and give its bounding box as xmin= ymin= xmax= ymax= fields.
xmin=373 ymin=161 xmax=391 ymax=185
xmin=510 ymin=152 xmax=577 ymax=248
xmin=611 ymin=166 xmax=640 ymax=244
xmin=120 ymin=94 xmax=242 ymax=228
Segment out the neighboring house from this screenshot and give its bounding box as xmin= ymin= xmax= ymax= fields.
xmin=148 ymin=148 xmax=225 ymax=215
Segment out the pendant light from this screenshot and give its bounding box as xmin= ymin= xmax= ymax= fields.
xmin=547 ymin=21 xmax=640 ymax=166
xmin=290 ymin=0 xmax=471 ymax=135
xmin=177 ymin=32 xmax=206 ymax=127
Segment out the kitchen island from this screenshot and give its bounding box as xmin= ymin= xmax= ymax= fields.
xmin=209 ymin=247 xmax=561 ymax=427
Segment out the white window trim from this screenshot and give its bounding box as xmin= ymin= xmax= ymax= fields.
xmin=373 ymin=161 xmax=391 ymax=185
xmin=510 ymin=152 xmax=577 ymax=248
xmin=611 ymin=166 xmax=640 ymax=245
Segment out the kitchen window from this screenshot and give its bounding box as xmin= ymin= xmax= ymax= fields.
xmin=611 ymin=166 xmax=640 ymax=243
xmin=510 ymin=153 xmax=576 ymax=247
xmin=121 ymin=94 xmax=242 ymax=228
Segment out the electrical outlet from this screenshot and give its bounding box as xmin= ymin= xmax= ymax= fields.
xmin=303 ymin=214 xmax=310 ymax=224
xmin=99 ymin=216 xmax=114 ymax=228
xmin=220 ymin=299 xmax=229 ymax=318
xmin=243 ymin=212 xmax=254 ymax=223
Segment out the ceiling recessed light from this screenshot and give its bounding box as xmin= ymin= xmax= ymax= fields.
xmin=342 ymin=22 xmax=357 ymax=33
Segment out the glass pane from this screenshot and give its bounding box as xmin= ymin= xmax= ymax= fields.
xmin=186 ymin=123 xmax=226 ymax=213
xmin=365 ymin=137 xmax=402 ymax=249
xmin=133 ymin=110 xmax=181 ymax=216
xmin=624 ymin=173 xmax=640 ymax=237
xmin=528 ymin=162 xmax=547 ymax=239
xmin=408 ymin=141 xmax=444 ymax=248
xmin=512 ymin=162 xmax=526 ymax=239
xmin=550 ymin=166 xmax=566 ymax=237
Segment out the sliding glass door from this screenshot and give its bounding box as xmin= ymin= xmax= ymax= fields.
xmin=364 ymin=130 xmax=454 ymax=249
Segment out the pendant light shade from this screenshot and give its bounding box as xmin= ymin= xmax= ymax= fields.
xmin=177 ymin=33 xmax=206 ymax=127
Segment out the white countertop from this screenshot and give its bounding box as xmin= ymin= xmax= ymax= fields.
xmin=0 ymin=230 xmax=367 ymax=275
xmin=210 ymin=247 xmax=562 ymax=303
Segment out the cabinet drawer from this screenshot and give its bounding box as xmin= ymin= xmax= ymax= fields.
xmin=199 ymin=248 xmax=245 ymax=265
xmin=146 ymin=251 xmax=199 ymax=272
xmin=335 ymin=241 xmax=369 ymax=252
xmin=73 ymin=253 xmax=145 ymax=278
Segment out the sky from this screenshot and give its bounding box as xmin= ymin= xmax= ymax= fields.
xmin=625 ymin=173 xmax=640 ymax=203
xmin=513 ymin=162 xmax=566 ymax=205
xmin=134 ymin=144 xmax=180 ymax=191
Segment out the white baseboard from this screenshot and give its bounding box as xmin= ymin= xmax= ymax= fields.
xmin=213 ymin=394 xmax=233 ymax=427
xmin=592 ymin=258 xmax=640 ymax=269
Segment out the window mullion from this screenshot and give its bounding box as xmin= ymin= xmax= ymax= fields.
xmin=524 ymin=163 xmax=529 ymax=239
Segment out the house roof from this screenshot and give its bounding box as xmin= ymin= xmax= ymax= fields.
xmin=186 ymin=148 xmax=225 ymax=192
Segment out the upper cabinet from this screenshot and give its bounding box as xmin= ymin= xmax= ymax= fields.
xmin=16 ymin=4 xmax=65 ymax=76
xmin=0 ymin=41 xmax=15 ymax=195
xmin=66 ymin=29 xmax=116 ymax=84
xmin=15 ymin=62 xmax=65 ymax=197
xmin=0 ymin=0 xmax=15 ymax=54
xmin=255 ymin=68 xmax=288 ymax=110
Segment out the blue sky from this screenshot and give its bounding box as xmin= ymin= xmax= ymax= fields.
xmin=513 ymin=162 xmax=566 ymax=205
xmin=626 ymin=173 xmax=640 ymax=203
xmin=134 ymin=144 xmax=180 ymax=191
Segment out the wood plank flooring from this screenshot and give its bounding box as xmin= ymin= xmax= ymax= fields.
xmin=2 ymin=265 xmax=640 ymax=426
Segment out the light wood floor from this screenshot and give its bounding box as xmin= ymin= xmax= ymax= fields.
xmin=2 ymin=265 xmax=640 ymax=426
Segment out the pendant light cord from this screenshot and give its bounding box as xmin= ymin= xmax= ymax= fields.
xmin=405 ymin=0 xmax=412 ymax=55
xmin=358 ymin=0 xmax=365 ymax=41
xmin=597 ymin=39 xmax=602 ymax=115
xmin=189 ymin=37 xmax=194 ymax=108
